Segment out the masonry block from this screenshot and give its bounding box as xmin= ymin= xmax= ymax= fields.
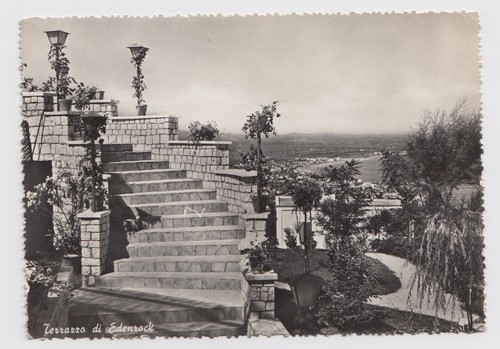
xmin=77 ymin=209 xmax=110 ymax=284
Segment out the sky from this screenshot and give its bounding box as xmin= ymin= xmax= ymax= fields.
xmin=19 ymin=13 xmax=481 ymax=134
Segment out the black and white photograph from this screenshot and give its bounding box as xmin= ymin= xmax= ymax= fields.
xmin=15 ymin=9 xmax=490 ymax=342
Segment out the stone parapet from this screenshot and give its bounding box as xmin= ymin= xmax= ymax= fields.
xmin=213 ymin=169 xmax=257 ymax=221
xmin=21 ymin=92 xmax=56 ymax=118
xmin=104 ymin=115 xmax=179 ymax=154
xmin=244 ymin=272 xmax=278 ymax=319
xmin=77 ymin=209 xmax=111 ymax=287
xmin=161 ymin=140 xmax=231 ymax=185
xmin=87 ymin=99 xmax=119 ymax=116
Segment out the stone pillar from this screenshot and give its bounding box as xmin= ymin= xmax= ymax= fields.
xmin=245 ymin=272 xmax=278 ymax=319
xmin=77 ymin=209 xmax=111 ymax=287
xmin=243 ymin=212 xmax=269 ymax=242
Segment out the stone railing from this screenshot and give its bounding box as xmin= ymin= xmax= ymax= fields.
xmin=213 ymin=169 xmax=256 ymax=218
xmin=104 ymin=115 xmax=179 ymax=153
xmin=25 ymin=111 xmax=87 ymax=172
xmin=22 ymin=92 xmax=56 ymax=118
xmin=87 ymin=99 xmax=119 ymax=117
xmin=162 ymin=140 xmax=231 ymax=184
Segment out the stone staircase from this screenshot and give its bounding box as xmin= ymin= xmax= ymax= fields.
xmin=69 ymin=143 xmax=248 ymax=338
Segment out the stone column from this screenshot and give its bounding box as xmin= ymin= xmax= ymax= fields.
xmin=245 ymin=272 xmax=278 ymax=319
xmin=77 ymin=209 xmax=111 ymax=287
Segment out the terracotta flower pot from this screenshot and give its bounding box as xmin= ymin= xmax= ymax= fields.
xmin=58 ymin=99 xmax=72 ymax=111
xmin=95 ymin=91 xmax=105 ymax=100
xmin=252 ymin=195 xmax=267 ymax=213
xmin=136 ymin=104 xmax=147 ymax=116
xmin=61 ymin=254 xmax=82 ymax=274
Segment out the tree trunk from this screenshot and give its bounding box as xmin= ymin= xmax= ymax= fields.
xmin=304 ymin=211 xmax=310 ymax=272
xmin=467 ymin=283 xmax=474 ymax=332
xmin=256 ymin=132 xmax=262 ymax=195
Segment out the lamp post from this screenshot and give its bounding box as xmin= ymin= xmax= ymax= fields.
xmin=45 ymin=30 xmax=69 ymax=111
xmin=127 ymin=44 xmax=149 ymax=115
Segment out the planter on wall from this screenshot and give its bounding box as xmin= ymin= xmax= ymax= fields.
xmin=95 ymin=91 xmax=105 ymax=100
xmin=252 ymin=195 xmax=267 ymax=213
xmin=136 ymin=104 xmax=148 ymax=116
xmin=61 ymin=254 xmax=82 ymax=275
xmin=58 ymin=99 xmax=72 ymax=112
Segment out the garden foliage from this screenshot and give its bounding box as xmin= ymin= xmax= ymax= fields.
xmin=315 ymin=239 xmax=375 ymax=329
xmin=188 ymin=121 xmax=221 ymax=142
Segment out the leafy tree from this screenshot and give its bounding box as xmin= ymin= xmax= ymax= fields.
xmin=130 ymin=46 xmax=149 ymax=105
xmin=47 ymin=44 xmax=76 ymax=99
xmin=242 ymin=101 xmax=281 ymax=204
xmin=290 ymin=178 xmax=322 ymax=271
xmin=381 ymin=102 xmax=484 ymax=330
xmin=410 ymin=192 xmax=484 ymax=331
xmin=314 ymin=239 xmax=375 ymax=329
xmin=311 ymin=160 xmax=376 ymax=329
xmin=316 ymin=160 xmax=371 ymax=246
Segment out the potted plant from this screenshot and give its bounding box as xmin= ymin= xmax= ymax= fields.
xmin=73 ymin=83 xmax=97 ymax=111
xmin=47 ymin=43 xmax=76 ymax=111
xmin=94 ymin=90 xmax=105 ymax=100
xmin=242 ymin=101 xmax=281 ymax=213
xmin=128 ymin=44 xmax=149 ymax=115
xmin=251 ymin=190 xmax=268 ymax=213
xmin=188 ymin=121 xmax=221 ymax=142
xmin=26 ymin=147 xmax=108 ymax=272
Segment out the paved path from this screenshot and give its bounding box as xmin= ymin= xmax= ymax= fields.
xmin=366 ymin=253 xmax=466 ymax=324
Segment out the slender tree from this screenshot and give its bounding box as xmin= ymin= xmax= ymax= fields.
xmin=242 ymin=101 xmax=281 ymax=207
xmin=290 ymin=178 xmax=322 ymax=272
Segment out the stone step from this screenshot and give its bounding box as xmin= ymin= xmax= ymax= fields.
xmin=109 ymin=178 xmax=203 ymax=194
xmin=114 ymin=255 xmax=243 ymax=273
xmin=126 ymin=239 xmax=241 ymax=258
xmin=69 ymin=288 xmax=244 ymax=328
xmin=150 ymin=320 xmax=245 ymax=338
xmin=95 ymin=272 xmax=243 ymax=290
xmin=100 ymin=143 xmax=133 ymax=152
xmin=102 ymin=151 xmax=152 ymax=163
xmin=140 ymin=212 xmax=240 ymax=229
xmin=111 ymin=189 xmax=217 ymax=205
xmin=128 ymin=225 xmax=245 ymax=244
xmin=112 ymin=200 xmax=228 ymax=218
xmin=108 ymin=169 xmax=187 ymax=183
xmin=103 ymin=160 xmax=170 ymax=172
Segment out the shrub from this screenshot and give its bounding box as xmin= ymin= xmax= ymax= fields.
xmin=246 ymin=238 xmax=277 ymax=274
xmin=370 ymin=236 xmax=414 ymax=260
xmin=73 ymin=83 xmax=97 ymax=111
xmin=284 ymin=227 xmax=300 ymax=250
xmin=314 ymin=239 xmax=376 ymax=329
xmin=188 ymin=121 xmax=221 ymax=142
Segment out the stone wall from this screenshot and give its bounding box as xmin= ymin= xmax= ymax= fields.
xmin=78 ymin=209 xmax=111 ymax=286
xmin=159 ymin=140 xmax=258 ymax=220
xmin=245 ymin=272 xmax=278 ymax=319
xmin=213 ymin=169 xmax=256 ymax=219
xmin=103 ymin=115 xmax=179 ymax=153
xmin=26 ymin=110 xmax=87 ymax=173
xmin=86 ymin=100 xmax=119 ymax=117
xmin=22 ymin=92 xmax=56 ymax=118
xmin=161 ymin=141 xmax=231 ymax=182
